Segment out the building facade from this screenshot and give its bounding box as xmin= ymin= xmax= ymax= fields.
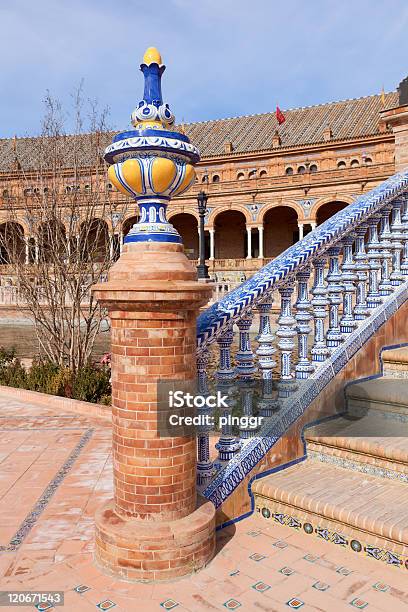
xmin=0 ymin=83 xmax=406 ymax=288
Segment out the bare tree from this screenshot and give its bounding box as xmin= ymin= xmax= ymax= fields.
xmin=0 ymin=88 xmax=128 ymax=371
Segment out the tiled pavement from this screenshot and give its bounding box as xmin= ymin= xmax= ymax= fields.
xmin=1 ymin=394 xmax=408 ymax=611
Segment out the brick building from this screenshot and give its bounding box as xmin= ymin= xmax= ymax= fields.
xmin=0 ymin=82 xmax=406 ymax=287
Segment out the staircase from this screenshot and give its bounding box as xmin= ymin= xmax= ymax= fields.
xmin=195 ymin=170 xmax=408 ymax=531
xmin=252 ymin=347 xmax=408 ymax=571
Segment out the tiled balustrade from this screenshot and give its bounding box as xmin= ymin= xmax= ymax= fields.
xmin=195 ymin=170 xmax=408 ymax=509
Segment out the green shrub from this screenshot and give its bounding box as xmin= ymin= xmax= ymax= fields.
xmin=0 ymin=348 xmax=111 ymax=404
xmin=0 ymin=346 xmax=27 ymax=389
xmin=27 ymin=359 xmax=62 ymax=395
xmin=71 ymin=364 xmax=111 ymax=403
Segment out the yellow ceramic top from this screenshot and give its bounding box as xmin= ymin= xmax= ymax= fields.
xmin=143 ymin=47 xmax=162 ymax=65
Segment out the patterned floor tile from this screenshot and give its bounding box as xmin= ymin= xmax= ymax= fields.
xmin=286 ymin=598 xmax=304 ymax=609
xmin=223 ymin=599 xmax=242 ymax=610
xmin=337 ymin=566 xmax=353 ymax=576
xmin=74 ymin=584 xmax=91 ymax=593
xmin=313 ymin=581 xmax=330 ymax=591
xmin=273 ymin=540 xmax=289 ymax=549
xmin=249 ymin=553 xmax=266 ymax=562
xmin=96 ymin=601 xmax=116 ymax=611
xmin=252 ymin=581 xmax=271 ymax=593
xmin=280 ymin=566 xmax=295 ymax=576
xmin=350 ymin=597 xmax=368 ymax=609
xmin=303 ymin=554 xmax=319 ymax=562
xmin=372 ymin=582 xmax=389 ymax=592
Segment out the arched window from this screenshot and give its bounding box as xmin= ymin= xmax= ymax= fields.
xmin=309 ymin=164 xmax=318 ymax=173
xmin=2 ymin=189 xmax=9 ymax=198
xmin=84 ymin=184 xmax=91 ymax=191
xmin=350 ymin=159 xmax=360 ymax=168
xmin=107 ymin=182 xmax=113 ymax=190
xmin=237 ymin=172 xmax=245 ymax=180
xmin=33 ymin=187 xmax=40 ymax=195
xmin=212 ymin=174 xmax=220 ymax=183
xmin=24 ymin=188 xmax=32 ymax=196
xmin=297 ymin=165 xmax=306 ymax=175
xmin=364 ymin=157 xmax=372 ymax=165
xmin=259 ymin=170 xmax=267 ymax=178
xmin=248 ymin=170 xmax=257 ymax=179
xmin=43 ymin=187 xmax=49 ymax=195
xmin=285 ymin=167 xmax=293 ymax=176
xmin=337 ymin=161 xmax=346 ymax=169
xmin=65 ymin=186 xmax=72 ymax=193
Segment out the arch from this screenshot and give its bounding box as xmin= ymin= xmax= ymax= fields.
xmin=37 ymin=220 xmax=67 ymax=263
xmin=263 ymin=206 xmax=299 ymax=258
xmin=237 ymin=172 xmax=245 ymax=180
xmin=170 ymin=213 xmax=199 ymax=259
xmin=212 ymin=174 xmax=220 ymax=183
xmin=337 ymin=160 xmax=347 ymax=169
xmin=79 ymin=218 xmax=109 ymax=263
xmin=350 ymin=159 xmax=360 ymax=168
xmin=309 ymin=195 xmax=354 ymax=220
xmin=285 ymin=167 xmax=294 ymax=175
xmin=258 ymin=201 xmax=305 ymax=224
xmin=0 ymin=222 xmax=25 ymax=264
xmin=315 ymin=200 xmax=350 ymax=226
xmin=214 ymin=210 xmax=247 ymax=259
xmin=297 ymin=165 xmax=306 ymax=175
xmin=168 ymin=208 xmax=199 ymax=222
xmin=207 ymin=205 xmax=252 ymax=227
xmin=259 ymin=168 xmax=268 ymax=178
xmin=248 ymin=170 xmax=257 ymax=179
xmin=122 ymin=215 xmax=140 ymax=237
xmin=309 ymin=163 xmax=318 ymax=173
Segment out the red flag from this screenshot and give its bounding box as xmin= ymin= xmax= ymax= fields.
xmin=276 ymin=106 xmax=286 ymax=125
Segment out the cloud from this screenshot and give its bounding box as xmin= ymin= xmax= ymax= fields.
xmin=1 ymin=0 xmax=407 ymax=138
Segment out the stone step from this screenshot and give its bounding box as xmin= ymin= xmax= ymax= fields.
xmin=253 ymin=460 xmax=408 ymax=569
xmin=382 ymin=346 xmax=408 ymax=378
xmin=346 ymin=377 xmax=408 ymax=416
xmin=305 ymin=434 xmax=408 ymax=481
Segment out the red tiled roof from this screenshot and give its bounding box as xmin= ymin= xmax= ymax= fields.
xmin=0 ymin=92 xmax=398 ymax=171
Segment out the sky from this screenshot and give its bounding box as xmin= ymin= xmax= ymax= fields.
xmin=1 ymin=0 xmax=408 ymax=138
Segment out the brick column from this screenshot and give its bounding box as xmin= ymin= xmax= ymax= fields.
xmin=381 ymin=78 xmax=408 ymax=172
xmin=92 ymin=240 xmax=215 ymax=582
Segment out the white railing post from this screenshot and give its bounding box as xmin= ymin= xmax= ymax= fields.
xmin=311 ymin=257 xmax=330 ymax=363
xmin=295 ymin=267 xmax=314 ymax=379
xmin=196 ymin=350 xmax=214 ymax=488
xmin=366 ymin=215 xmax=383 ymax=309
xmin=276 ymin=282 xmax=297 ymax=396
xmin=390 ymin=198 xmax=405 ymax=286
xmin=325 ymin=246 xmax=344 ymax=348
xmin=378 ymin=204 xmax=394 ymax=296
xmin=256 ymin=296 xmax=278 ymax=415
xmin=340 ymin=234 xmax=358 ymax=334
xmin=353 ymin=224 xmax=370 ymax=320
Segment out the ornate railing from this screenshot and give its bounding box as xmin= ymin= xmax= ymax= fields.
xmin=195 ymin=169 xmax=408 ymax=507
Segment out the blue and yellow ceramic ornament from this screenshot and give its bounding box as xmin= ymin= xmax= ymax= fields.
xmin=104 ymin=47 xmax=199 ymax=243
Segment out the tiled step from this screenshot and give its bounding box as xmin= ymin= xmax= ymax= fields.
xmin=306 ymin=435 xmax=408 ymax=481
xmin=382 ymin=346 xmax=408 ymax=378
xmin=253 ymin=460 xmax=408 ymax=570
xmin=346 ymin=377 xmax=408 ymax=416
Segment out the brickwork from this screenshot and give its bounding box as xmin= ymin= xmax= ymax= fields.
xmin=381 ymin=105 xmax=408 ymax=172
xmin=92 ymin=240 xmax=216 ymax=581
xmin=110 ymin=309 xmax=197 ymax=520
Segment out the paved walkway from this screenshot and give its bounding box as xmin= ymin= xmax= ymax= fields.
xmin=0 ymin=393 xmax=408 ymax=611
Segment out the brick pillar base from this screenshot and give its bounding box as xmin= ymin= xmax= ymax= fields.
xmin=93 ymin=242 xmax=215 ymax=582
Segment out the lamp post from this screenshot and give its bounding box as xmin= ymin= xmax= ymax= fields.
xmin=197 ymin=190 xmax=210 ymax=280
